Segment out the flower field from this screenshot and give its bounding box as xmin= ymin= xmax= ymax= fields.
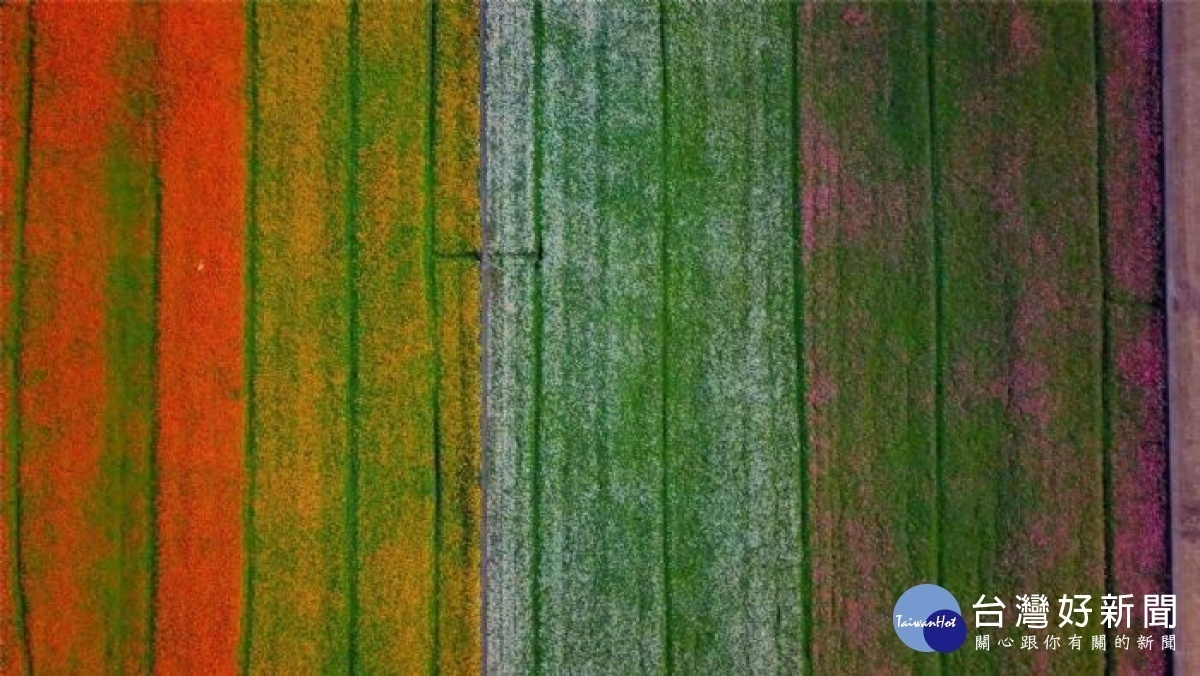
xmin=0 ymin=2 xmax=1167 ymax=674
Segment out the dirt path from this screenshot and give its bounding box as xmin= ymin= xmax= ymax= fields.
xmin=1166 ymin=3 xmax=1200 ymax=674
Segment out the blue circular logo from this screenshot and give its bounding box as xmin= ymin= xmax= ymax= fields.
xmin=893 ymin=584 xmax=966 ymax=653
